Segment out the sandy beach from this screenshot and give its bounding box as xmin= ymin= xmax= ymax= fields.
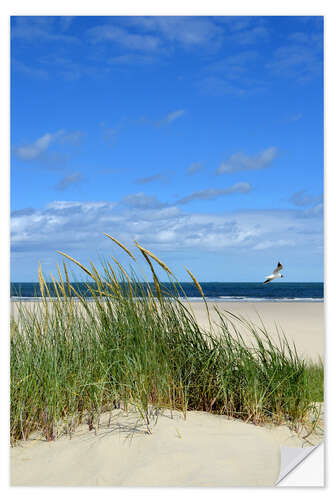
xmin=10 ymin=300 xmax=324 ymax=487
xmin=11 ymin=300 xmax=324 ymax=361
xmin=190 ymin=301 xmax=324 ymax=362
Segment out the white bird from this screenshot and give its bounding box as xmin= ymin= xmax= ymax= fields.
xmin=263 ymin=262 xmax=284 ymax=284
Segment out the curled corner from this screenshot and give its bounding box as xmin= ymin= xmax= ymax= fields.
xmin=275 ymin=443 xmax=323 ymax=485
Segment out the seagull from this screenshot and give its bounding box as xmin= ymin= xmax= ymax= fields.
xmin=263 ymin=262 xmax=284 ymax=284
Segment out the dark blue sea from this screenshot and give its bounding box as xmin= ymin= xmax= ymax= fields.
xmin=10 ymin=282 xmax=324 ymax=302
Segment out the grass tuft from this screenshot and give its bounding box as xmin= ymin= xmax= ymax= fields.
xmin=10 ymin=236 xmax=324 ymax=445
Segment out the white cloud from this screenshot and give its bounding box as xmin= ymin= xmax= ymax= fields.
xmin=289 ymin=189 xmax=321 ymax=207
xmin=176 ymin=182 xmax=252 ymax=205
xmin=11 ymin=195 xmax=323 ymax=267
xmin=13 ymin=131 xmax=63 ymax=161
xmin=13 ymin=130 xmax=84 ymax=162
xmin=266 ymin=43 xmax=322 ymax=83
xmin=108 ymin=54 xmax=156 ymax=65
xmin=46 ymin=201 xmax=115 ymax=212
xmin=11 ymin=16 xmax=79 ymax=43
xmin=54 ymin=173 xmax=83 ymax=191
xmin=253 ymin=239 xmax=296 ymax=251
xmin=134 ymin=173 xmax=167 ymax=185
xmin=126 ymin=16 xmax=223 ymax=48
xmin=37 ymin=54 xmax=97 ymax=81
xmin=156 ymin=109 xmax=185 ymax=126
xmin=88 ymin=25 xmax=162 ymax=52
xmin=187 ymin=162 xmax=205 ymax=175
xmin=198 ymin=76 xmax=247 ymax=96
xmin=59 ymin=130 xmax=85 ymax=145
xmin=303 ymin=203 xmax=323 ymax=217
xmin=230 ymin=25 xmax=269 ymax=45
xmin=217 ymin=147 xmax=277 ymax=174
xmin=12 ymin=59 xmax=49 ymax=79
xmin=121 ymin=193 xmax=166 ymax=209
xmin=207 ymin=51 xmax=259 ymax=77
xmin=165 ymin=110 xmax=185 ymax=123
xmin=287 ymin=112 xmax=303 ymax=122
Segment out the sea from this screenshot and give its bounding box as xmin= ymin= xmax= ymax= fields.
xmin=10 ymin=282 xmax=324 ymax=302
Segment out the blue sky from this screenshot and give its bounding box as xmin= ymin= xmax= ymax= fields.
xmin=10 ymin=15 xmax=323 ymax=282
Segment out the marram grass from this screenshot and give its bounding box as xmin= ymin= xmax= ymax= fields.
xmin=10 ymin=236 xmax=323 ymax=445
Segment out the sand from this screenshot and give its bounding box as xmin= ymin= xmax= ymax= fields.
xmin=10 ymin=301 xmax=324 ymax=487
xmin=190 ymin=301 xmax=324 ymax=362
xmin=10 ymin=407 xmax=323 ymax=487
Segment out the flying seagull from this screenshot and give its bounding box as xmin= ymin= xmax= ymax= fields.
xmin=263 ymin=262 xmax=284 ymax=284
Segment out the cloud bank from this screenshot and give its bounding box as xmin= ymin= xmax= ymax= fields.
xmin=11 ymin=194 xmax=323 ymax=260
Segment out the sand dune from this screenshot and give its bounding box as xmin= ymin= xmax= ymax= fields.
xmin=10 ymin=407 xmax=323 ymax=487
xmin=10 ymin=301 xmax=324 ymax=486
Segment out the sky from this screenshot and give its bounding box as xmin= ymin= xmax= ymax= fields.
xmin=10 ymin=15 xmax=324 ymax=282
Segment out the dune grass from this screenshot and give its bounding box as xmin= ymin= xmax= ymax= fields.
xmin=10 ymin=236 xmax=324 ymax=445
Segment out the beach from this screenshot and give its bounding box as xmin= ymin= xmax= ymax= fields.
xmin=10 ymin=300 xmax=324 ymax=487
xmin=11 ymin=299 xmax=324 ymax=360
xmin=190 ymin=301 xmax=324 ymax=362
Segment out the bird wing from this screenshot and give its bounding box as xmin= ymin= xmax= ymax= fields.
xmin=263 ymin=276 xmax=274 ymax=284
xmin=273 ymin=262 xmax=283 ymax=274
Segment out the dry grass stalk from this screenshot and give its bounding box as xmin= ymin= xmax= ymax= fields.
xmin=134 ymin=242 xmax=173 ymax=275
xmin=57 ymin=251 xmax=95 ymax=280
xmin=185 ymin=267 xmax=212 ymax=332
xmin=103 ymin=233 xmax=136 ymax=261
